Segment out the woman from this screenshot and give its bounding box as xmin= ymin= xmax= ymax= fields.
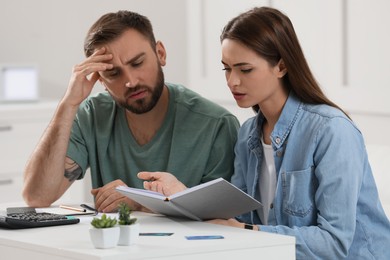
xmin=207 ymin=6 xmax=390 ymax=259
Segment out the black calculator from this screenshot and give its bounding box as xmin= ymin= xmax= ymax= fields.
xmin=0 ymin=207 xmax=80 ymax=229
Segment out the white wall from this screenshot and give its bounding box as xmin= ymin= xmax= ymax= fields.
xmin=0 ymin=0 xmax=188 ymax=99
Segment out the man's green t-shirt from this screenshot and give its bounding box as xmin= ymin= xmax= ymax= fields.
xmin=67 ymin=83 xmax=240 ymax=189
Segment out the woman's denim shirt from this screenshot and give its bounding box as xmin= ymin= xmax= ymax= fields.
xmin=232 ymin=93 xmax=390 ymax=259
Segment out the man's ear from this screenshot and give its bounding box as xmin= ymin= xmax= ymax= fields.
xmin=276 ymin=59 xmax=287 ymax=78
xmin=155 ymin=41 xmax=167 ymax=66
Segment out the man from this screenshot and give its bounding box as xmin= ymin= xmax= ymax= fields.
xmin=22 ymin=10 xmax=239 ymax=212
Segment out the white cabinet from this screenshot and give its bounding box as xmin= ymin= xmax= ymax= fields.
xmin=0 ymin=175 xmax=24 ymax=204
xmin=0 ymin=102 xmax=92 ymax=204
xmin=0 ymin=102 xmax=57 ymax=203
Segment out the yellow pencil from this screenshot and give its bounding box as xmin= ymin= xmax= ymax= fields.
xmin=59 ymin=205 xmax=86 ymax=212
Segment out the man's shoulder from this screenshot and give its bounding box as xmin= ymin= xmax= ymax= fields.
xmin=167 ymin=83 xmax=236 ymax=120
xmin=76 ymin=92 xmax=118 ymax=124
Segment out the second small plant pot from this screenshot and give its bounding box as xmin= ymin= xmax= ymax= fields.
xmin=118 ymin=223 xmax=140 ymax=246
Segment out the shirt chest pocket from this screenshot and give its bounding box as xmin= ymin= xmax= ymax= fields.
xmin=281 ymin=167 xmax=316 ymax=218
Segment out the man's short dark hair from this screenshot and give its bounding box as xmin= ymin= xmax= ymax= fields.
xmin=84 ymin=10 xmax=156 ymax=57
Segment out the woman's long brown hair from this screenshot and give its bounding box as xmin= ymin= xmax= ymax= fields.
xmin=221 ymin=7 xmax=350 ymax=118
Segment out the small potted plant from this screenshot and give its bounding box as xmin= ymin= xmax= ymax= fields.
xmin=89 ymin=214 xmax=119 ymax=249
xmin=117 ymin=202 xmax=140 ymax=246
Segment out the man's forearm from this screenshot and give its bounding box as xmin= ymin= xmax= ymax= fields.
xmin=22 ymin=102 xmax=79 ymax=206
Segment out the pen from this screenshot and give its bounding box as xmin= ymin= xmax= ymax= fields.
xmin=80 ymin=204 xmax=97 ymax=212
xmin=59 ymin=205 xmax=86 ymax=212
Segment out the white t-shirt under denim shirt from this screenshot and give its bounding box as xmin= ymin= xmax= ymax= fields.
xmin=257 ymin=137 xmax=276 ymax=225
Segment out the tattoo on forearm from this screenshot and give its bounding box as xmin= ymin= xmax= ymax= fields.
xmin=64 ymin=162 xmax=82 ymax=182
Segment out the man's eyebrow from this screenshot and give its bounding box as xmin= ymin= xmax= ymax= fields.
xmin=221 ymin=60 xmax=251 ymax=67
xmin=126 ymin=52 xmax=146 ymax=65
xmin=108 ymin=52 xmax=146 ymax=71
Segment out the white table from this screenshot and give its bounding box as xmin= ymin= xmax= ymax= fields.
xmin=0 ymin=209 xmax=295 ymax=259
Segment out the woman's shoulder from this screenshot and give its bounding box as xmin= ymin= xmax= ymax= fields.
xmin=301 ymin=103 xmax=362 ymax=138
xmin=303 ymin=103 xmax=347 ymax=120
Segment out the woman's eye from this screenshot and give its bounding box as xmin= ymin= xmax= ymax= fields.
xmin=222 ymin=67 xmax=231 ymax=72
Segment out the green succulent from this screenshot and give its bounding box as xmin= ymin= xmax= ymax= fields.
xmin=91 ymin=213 xmax=117 ymax=228
xmin=118 ymin=202 xmax=137 ymax=225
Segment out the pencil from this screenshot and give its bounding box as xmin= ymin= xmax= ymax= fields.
xmin=59 ymin=205 xmax=87 ymax=212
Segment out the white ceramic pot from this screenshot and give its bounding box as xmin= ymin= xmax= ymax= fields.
xmin=89 ymin=226 xmax=120 ymax=249
xmin=118 ymin=223 xmax=140 ymax=246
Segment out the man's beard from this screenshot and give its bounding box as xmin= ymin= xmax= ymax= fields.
xmin=117 ymin=66 xmax=165 ymax=114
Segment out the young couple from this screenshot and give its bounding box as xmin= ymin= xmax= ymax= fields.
xmin=23 ymin=7 xmax=390 ymax=259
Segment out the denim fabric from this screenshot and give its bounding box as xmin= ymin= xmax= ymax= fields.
xmin=232 ymin=92 xmax=390 ymax=259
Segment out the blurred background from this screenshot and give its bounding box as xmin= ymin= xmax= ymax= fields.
xmin=1 ymin=0 xmax=389 ymax=210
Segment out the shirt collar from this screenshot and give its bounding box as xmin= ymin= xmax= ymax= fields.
xmin=249 ymin=92 xmax=303 ymax=149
